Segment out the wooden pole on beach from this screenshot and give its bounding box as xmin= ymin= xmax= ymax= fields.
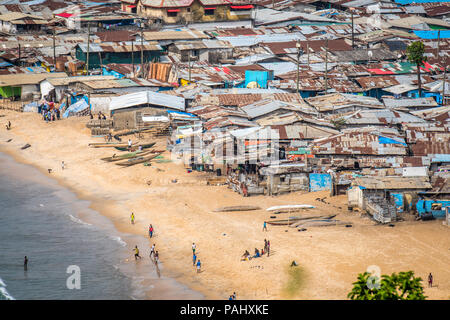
xmin=86 ymin=22 xmax=90 ymax=75
xmin=53 ymin=27 xmax=56 ymax=71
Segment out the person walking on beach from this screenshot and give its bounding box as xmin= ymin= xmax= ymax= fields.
xmin=267 ymin=240 xmax=270 ymax=257
xmin=128 ymin=139 xmax=132 ymax=150
xmin=154 ymin=251 xmax=159 ymax=265
xmin=130 ymin=212 xmax=135 ymax=224
xmin=232 ymin=292 xmax=236 ymax=300
xmin=149 ymin=224 xmax=154 ymax=238
xmin=196 ymin=259 xmax=201 ymax=273
xmin=134 ymin=246 xmax=141 ymax=260
xmin=193 ymin=253 xmax=197 ymax=266
xmin=24 ymin=256 xmax=28 ymax=270
xmin=263 ymin=221 xmax=267 ymax=232
xmin=192 ymin=242 xmax=196 ymax=255
xmin=264 ymin=239 xmax=268 ymax=252
xmin=61 ymin=161 xmax=65 ymax=171
xmin=428 ymin=273 xmax=433 ymax=288
xmin=150 ymin=244 xmax=155 ymax=258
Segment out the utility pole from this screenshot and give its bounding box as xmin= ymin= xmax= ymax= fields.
xmin=443 ymin=65 xmax=447 ymax=105
xmin=296 ymin=41 xmax=302 ymax=94
xmin=140 ymin=19 xmax=144 ymax=75
xmin=53 ymin=27 xmax=56 ymax=71
xmin=351 ymin=8 xmax=354 ymax=49
xmin=437 ymin=29 xmax=441 ymax=59
xmin=188 ymin=49 xmax=191 ymax=82
xmin=131 ymin=40 xmax=135 ymax=77
xmin=307 ymin=42 xmax=310 ymax=67
xmin=324 ymin=39 xmax=328 ymax=93
xmin=18 ymin=43 xmax=21 ymax=67
xmin=86 ymin=22 xmax=90 ymax=75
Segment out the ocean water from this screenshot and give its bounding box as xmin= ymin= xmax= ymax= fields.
xmin=0 ymin=151 xmax=202 ymax=300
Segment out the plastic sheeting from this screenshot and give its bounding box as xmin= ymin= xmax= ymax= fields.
xmin=109 ymin=91 xmax=185 ymax=111
xmin=63 ymin=99 xmax=89 ymax=118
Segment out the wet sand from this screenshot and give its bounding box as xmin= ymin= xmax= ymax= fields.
xmin=0 ymin=111 xmax=449 ymax=300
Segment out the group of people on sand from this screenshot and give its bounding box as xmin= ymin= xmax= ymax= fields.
xmin=130 ymin=213 xmax=159 ymax=265
xmin=42 ymin=107 xmax=60 ymax=122
xmin=192 ymin=242 xmax=201 ymax=273
xmin=90 ymin=111 xmax=107 ymax=120
xmin=241 ymin=239 xmax=270 ymax=261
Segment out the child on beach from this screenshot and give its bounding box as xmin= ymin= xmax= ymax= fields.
xmin=134 ymin=246 xmax=141 ymax=260
xmin=196 ymin=259 xmax=201 ymax=273
xmin=130 ymin=212 xmax=135 ymax=224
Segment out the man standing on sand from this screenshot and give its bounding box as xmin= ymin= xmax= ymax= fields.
xmin=149 ymin=224 xmax=154 ymax=238
xmin=130 ymin=212 xmax=135 ymax=224
xmin=192 ymin=242 xmax=196 ymax=255
xmin=263 ymin=221 xmax=267 ymax=232
xmin=150 ymin=244 xmax=155 ymax=258
xmin=267 ymin=240 xmax=270 ymax=257
xmin=128 ymin=139 xmax=132 ymax=150
xmin=134 ymin=246 xmax=141 ymax=260
xmin=154 ymin=251 xmax=159 ymax=265
xmin=428 ymin=273 xmax=433 ymax=288
xmin=193 ymin=253 xmax=197 ymax=266
xmin=196 ymin=259 xmax=201 ymax=273
xmin=61 ymin=161 xmax=65 ymax=171
xmin=264 ymin=239 xmax=268 ymax=252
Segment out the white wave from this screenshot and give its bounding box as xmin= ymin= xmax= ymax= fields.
xmin=68 ymin=214 xmax=92 ymax=226
xmin=0 ymin=277 xmax=15 ymax=300
xmin=110 ymin=236 xmax=127 ymax=247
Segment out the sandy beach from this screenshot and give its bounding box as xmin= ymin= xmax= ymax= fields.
xmin=0 ymin=111 xmax=449 ymax=300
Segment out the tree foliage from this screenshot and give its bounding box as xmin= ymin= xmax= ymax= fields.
xmin=348 ymin=271 xmax=426 ymax=300
xmin=406 ymin=41 xmax=427 ymax=97
xmin=406 ymin=41 xmax=426 ymax=67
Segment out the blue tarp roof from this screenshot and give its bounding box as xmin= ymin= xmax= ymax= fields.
xmin=378 ymin=136 xmax=407 ymax=146
xmin=413 ymin=30 xmax=450 ymax=40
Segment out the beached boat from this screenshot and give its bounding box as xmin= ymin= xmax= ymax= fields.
xmin=89 ymin=142 xmax=132 ymax=148
xmin=293 ymin=219 xmax=352 ymax=228
xmin=114 ymin=142 xmax=155 ymax=152
xmin=115 ymin=153 xmax=160 ymax=167
xmin=267 ymin=214 xmax=336 ymax=226
xmin=213 ymin=205 xmax=261 ymax=212
xmin=101 ymin=150 xmax=152 ymax=162
xmin=266 ymin=204 xmax=315 ymax=212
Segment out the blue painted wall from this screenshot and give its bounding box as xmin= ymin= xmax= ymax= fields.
xmin=309 ymin=173 xmax=332 ymax=192
xmin=391 ymin=193 xmax=404 ymax=213
xmin=416 ymin=200 xmax=450 ymax=219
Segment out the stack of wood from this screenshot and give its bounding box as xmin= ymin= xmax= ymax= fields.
xmin=139 ymin=122 xmax=171 ymax=136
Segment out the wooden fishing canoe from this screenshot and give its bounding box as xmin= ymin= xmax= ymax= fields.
xmin=266 ymin=204 xmax=315 ymax=212
xmin=114 ymin=142 xmax=155 ymax=152
xmin=115 ymin=153 xmax=160 ymax=167
xmin=213 ymin=205 xmax=261 ymax=212
xmin=101 ymin=150 xmax=152 ymax=162
xmin=89 ymin=142 xmax=133 ymax=148
xmin=267 ymin=214 xmax=337 ymax=226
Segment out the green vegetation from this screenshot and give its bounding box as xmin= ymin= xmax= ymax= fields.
xmin=282 ymin=264 xmax=305 ymax=298
xmin=406 ymin=41 xmax=427 ymax=98
xmin=348 ymin=271 xmax=426 ymax=300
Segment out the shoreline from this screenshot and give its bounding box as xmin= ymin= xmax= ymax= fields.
xmin=1 ymin=111 xmax=449 ymax=300
xmin=0 ymin=147 xmax=205 ymax=300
